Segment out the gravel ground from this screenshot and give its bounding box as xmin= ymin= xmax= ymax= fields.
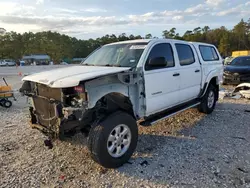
xmin=1 ymin=70 xmax=250 ymax=188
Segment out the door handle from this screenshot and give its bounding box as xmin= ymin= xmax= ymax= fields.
xmin=195 ymin=69 xmax=200 ymax=73
xmin=173 ymin=73 xmax=180 ymax=77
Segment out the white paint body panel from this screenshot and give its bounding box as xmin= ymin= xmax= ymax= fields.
xmin=138 ymin=39 xmax=223 ymax=116
xmin=142 ymin=41 xmax=181 ymax=115
xmin=190 ymin=42 xmax=223 ymax=86
xmin=173 ymin=41 xmax=202 ymax=103
xmin=144 ymin=68 xmax=180 ymax=114
xmin=22 ymin=66 xmax=130 ymax=88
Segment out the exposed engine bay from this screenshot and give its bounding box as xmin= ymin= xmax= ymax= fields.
xmin=20 ymin=81 xmax=90 ymax=139
xmin=19 ymin=76 xmax=136 ymax=140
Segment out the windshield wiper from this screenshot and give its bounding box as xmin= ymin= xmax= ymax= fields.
xmin=82 ymin=63 xmax=95 ymax=66
xmin=104 ymin=64 xmax=121 ymax=67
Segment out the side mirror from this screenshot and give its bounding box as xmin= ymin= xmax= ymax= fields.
xmin=148 ymin=57 xmax=167 ymax=68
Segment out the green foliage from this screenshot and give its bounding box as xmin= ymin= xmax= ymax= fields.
xmin=0 ymin=18 xmax=250 ymax=61
xmin=145 ymin=33 xmax=152 ymax=39
xmin=163 ymin=19 xmax=250 ymax=57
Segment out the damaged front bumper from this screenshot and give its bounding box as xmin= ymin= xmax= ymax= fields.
xmin=29 ymin=99 xmax=88 ymax=140
xmin=20 ymin=81 xmax=90 ymax=140
xmin=223 ymin=72 xmax=250 ymax=85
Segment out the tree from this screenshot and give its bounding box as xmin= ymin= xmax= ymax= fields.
xmin=145 ymin=33 xmax=152 ymax=39
xmin=1 ymin=18 xmax=250 ymax=62
xmin=202 ymin=26 xmax=210 ymax=33
xmin=118 ymin=33 xmax=128 ymax=41
xmin=193 ymin=27 xmax=201 ymax=34
xmin=219 ymin=32 xmax=230 ymax=56
xmin=0 ymin=27 xmax=6 ymax=35
xmin=233 ymin=19 xmax=249 ymax=50
xmin=134 ymin=35 xmax=143 ymax=39
xmin=162 ymin=28 xmax=177 ymax=38
xmin=184 ymin=30 xmax=193 ymax=36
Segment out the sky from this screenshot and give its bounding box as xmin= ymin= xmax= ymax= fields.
xmin=0 ymin=0 xmax=250 ymax=39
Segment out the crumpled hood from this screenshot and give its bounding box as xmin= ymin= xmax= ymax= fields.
xmin=22 ymin=66 xmax=130 ymax=88
xmin=224 ymin=65 xmax=250 ymax=74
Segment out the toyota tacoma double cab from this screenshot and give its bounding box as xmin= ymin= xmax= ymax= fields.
xmin=20 ymin=39 xmax=223 ymax=168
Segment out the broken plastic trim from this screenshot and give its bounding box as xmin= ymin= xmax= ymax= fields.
xmin=233 ymin=83 xmax=250 ymax=99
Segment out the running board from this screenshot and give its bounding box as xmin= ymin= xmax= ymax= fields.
xmin=140 ymin=101 xmax=200 ymax=126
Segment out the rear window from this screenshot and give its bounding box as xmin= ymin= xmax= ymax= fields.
xmin=175 ymin=44 xmax=195 ymax=66
xmin=199 ymin=45 xmax=219 ymax=61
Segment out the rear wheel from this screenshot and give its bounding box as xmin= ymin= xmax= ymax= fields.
xmin=198 ymin=85 xmax=217 ymax=114
xmin=88 ymin=111 xmax=138 ymax=168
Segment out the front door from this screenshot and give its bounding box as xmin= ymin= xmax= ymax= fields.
xmin=143 ymin=42 xmax=181 ymax=116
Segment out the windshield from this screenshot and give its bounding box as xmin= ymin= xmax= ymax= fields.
xmin=82 ymin=43 xmax=147 ymax=67
xmin=230 ymin=56 xmax=250 ymax=66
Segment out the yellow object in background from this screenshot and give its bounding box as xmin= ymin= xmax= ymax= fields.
xmin=232 ymin=50 xmax=250 ymax=57
xmin=0 ymin=85 xmax=13 ymax=98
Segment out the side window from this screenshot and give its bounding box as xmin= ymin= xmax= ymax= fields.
xmin=145 ymin=43 xmax=174 ymax=71
xmin=199 ymin=45 xmax=219 ymax=61
xmin=237 ymin=57 xmax=250 ymax=66
xmin=242 ymin=57 xmax=250 ymax=65
xmin=175 ymin=44 xmax=195 ymax=66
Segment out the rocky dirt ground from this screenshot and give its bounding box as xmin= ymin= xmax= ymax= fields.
xmin=0 ymin=72 xmax=250 ymax=188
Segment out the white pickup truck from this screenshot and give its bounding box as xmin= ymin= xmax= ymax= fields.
xmin=20 ymin=39 xmax=223 ymax=168
xmin=0 ymin=59 xmax=16 ymax=66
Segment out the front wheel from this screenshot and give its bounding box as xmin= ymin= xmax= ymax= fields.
xmin=198 ymin=85 xmax=217 ymax=114
xmin=88 ymin=111 xmax=138 ymax=168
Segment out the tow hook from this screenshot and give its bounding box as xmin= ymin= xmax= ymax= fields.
xmin=44 ymin=139 xmax=53 ymax=149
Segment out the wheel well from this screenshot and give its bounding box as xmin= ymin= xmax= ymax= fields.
xmin=81 ymin=93 xmax=135 ymax=131
xmin=97 ymin=93 xmax=135 ymax=117
xmin=209 ymin=77 xmax=219 ymax=100
xmin=210 ymin=77 xmax=217 ymax=87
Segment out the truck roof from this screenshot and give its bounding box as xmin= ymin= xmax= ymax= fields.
xmin=106 ymin=39 xmax=215 ymax=47
xmin=105 ymin=39 xmax=151 ymax=45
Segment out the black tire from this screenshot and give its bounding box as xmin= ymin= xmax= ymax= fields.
xmin=3 ymin=100 xmax=12 ymax=108
xmin=88 ymin=111 xmax=138 ymax=168
xmin=0 ymin=100 xmax=3 ymax=107
xmin=198 ymin=84 xmax=217 ymax=114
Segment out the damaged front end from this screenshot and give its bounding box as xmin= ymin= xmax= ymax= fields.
xmin=20 ymin=81 xmax=89 ymax=140
xmin=223 ymin=71 xmax=250 ymax=85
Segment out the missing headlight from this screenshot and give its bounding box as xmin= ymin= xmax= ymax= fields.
xmin=63 ymin=85 xmax=88 ymax=107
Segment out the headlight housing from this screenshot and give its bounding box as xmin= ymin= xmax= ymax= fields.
xmin=63 ymin=84 xmax=87 ymax=107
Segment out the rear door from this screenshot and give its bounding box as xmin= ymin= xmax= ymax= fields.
xmin=143 ymin=42 xmax=181 ymax=116
xmin=173 ymin=42 xmax=202 ymax=102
